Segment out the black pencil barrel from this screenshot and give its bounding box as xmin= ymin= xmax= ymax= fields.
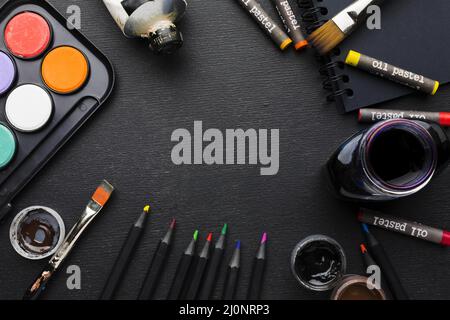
xmin=199 ymin=248 xmax=224 ymax=300
xmin=167 ymin=254 xmax=194 ymax=300
xmin=222 ymin=267 xmax=239 ymax=300
xmin=247 ymin=258 xmax=265 ymax=300
xmin=370 ymin=244 xmax=409 ymax=300
xmin=99 ymin=226 xmax=143 ymax=300
xmin=138 ymin=242 xmax=170 ymax=300
xmin=185 ymin=258 xmax=209 ymax=300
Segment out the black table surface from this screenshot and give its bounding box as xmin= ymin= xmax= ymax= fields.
xmin=0 ymin=0 xmax=449 ymax=300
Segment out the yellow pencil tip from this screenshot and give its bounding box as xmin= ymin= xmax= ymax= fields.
xmin=144 ymin=205 xmax=151 ymax=213
xmin=431 ymin=81 xmax=439 ymax=95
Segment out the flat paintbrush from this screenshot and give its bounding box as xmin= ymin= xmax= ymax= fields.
xmin=308 ymin=0 xmax=384 ymax=55
xmin=23 ymin=180 xmax=114 ymax=300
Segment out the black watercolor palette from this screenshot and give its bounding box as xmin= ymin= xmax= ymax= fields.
xmin=0 ymin=0 xmax=114 ymax=221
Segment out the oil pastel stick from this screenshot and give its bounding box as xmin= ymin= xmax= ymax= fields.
xmin=345 ymin=50 xmax=439 ymax=95
xmin=358 ymin=208 xmax=450 ymax=247
xmin=236 ymin=0 xmax=292 ymax=50
xmin=358 ymin=108 xmax=450 ymax=127
xmin=271 ymin=0 xmax=307 ymax=50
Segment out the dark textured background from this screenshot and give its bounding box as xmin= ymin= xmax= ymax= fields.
xmin=0 ymin=0 xmax=449 ymax=300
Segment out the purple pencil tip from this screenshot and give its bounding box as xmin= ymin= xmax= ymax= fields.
xmin=261 ymin=232 xmax=267 ymax=244
xmin=236 ymin=240 xmax=241 ymax=249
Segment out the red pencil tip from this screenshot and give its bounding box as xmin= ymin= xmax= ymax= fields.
xmin=207 ymin=232 xmax=213 ymax=242
xmin=360 ymin=244 xmax=367 ymax=253
xmin=357 ymin=209 xmax=363 ymax=221
xmin=170 ymin=218 xmax=176 ymax=229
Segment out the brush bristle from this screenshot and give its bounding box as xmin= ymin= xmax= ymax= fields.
xmin=92 ymin=180 xmax=114 ymax=206
xmin=307 ymin=20 xmax=345 ymax=55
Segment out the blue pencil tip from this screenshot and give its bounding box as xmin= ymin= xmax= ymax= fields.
xmin=236 ymin=240 xmax=241 ymax=249
xmin=361 ymin=223 xmax=369 ymax=233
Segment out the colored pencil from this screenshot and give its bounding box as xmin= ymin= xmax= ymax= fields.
xmin=99 ymin=205 xmax=150 ymax=300
xmin=360 ymin=243 xmax=378 ymax=270
xmin=138 ymin=218 xmax=176 ymax=300
xmin=167 ymin=230 xmax=198 ymax=300
xmin=199 ymin=224 xmax=227 ymax=300
xmin=222 ymin=240 xmax=241 ymax=300
xmin=185 ymin=232 xmax=213 ymax=300
xmin=247 ymin=232 xmax=267 ymax=300
xmin=23 ymin=180 xmax=114 ymax=300
xmin=362 ymin=224 xmax=409 ymax=300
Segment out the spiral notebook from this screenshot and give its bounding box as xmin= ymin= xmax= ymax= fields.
xmin=298 ymin=0 xmax=450 ymax=113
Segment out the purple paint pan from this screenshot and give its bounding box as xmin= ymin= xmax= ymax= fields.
xmin=0 ymin=51 xmax=16 ymax=95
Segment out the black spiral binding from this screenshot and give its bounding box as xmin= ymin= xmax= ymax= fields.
xmin=297 ymin=0 xmax=352 ymax=104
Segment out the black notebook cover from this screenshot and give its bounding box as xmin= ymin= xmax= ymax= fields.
xmin=299 ymin=0 xmax=450 ymax=113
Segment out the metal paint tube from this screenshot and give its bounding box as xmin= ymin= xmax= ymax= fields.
xmin=102 ymin=0 xmax=187 ymax=54
xmin=345 ymin=50 xmax=439 ymax=95
xmin=237 ymin=0 xmax=292 ymax=50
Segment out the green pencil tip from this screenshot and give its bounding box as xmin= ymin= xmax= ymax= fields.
xmin=193 ymin=230 xmax=199 ymax=241
xmin=221 ymin=223 xmax=228 ymax=235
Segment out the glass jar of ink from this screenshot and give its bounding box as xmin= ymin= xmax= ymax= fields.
xmin=291 ymin=235 xmax=347 ymax=291
xmin=9 ymin=206 xmax=65 ymax=260
xmin=326 ymin=119 xmax=450 ymax=202
xmin=291 ymin=235 xmax=386 ymax=300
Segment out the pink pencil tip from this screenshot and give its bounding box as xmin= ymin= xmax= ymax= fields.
xmin=170 ymin=218 xmax=176 ymax=229
xmin=207 ymin=232 xmax=213 ymax=242
xmin=261 ymin=232 xmax=267 ymax=244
